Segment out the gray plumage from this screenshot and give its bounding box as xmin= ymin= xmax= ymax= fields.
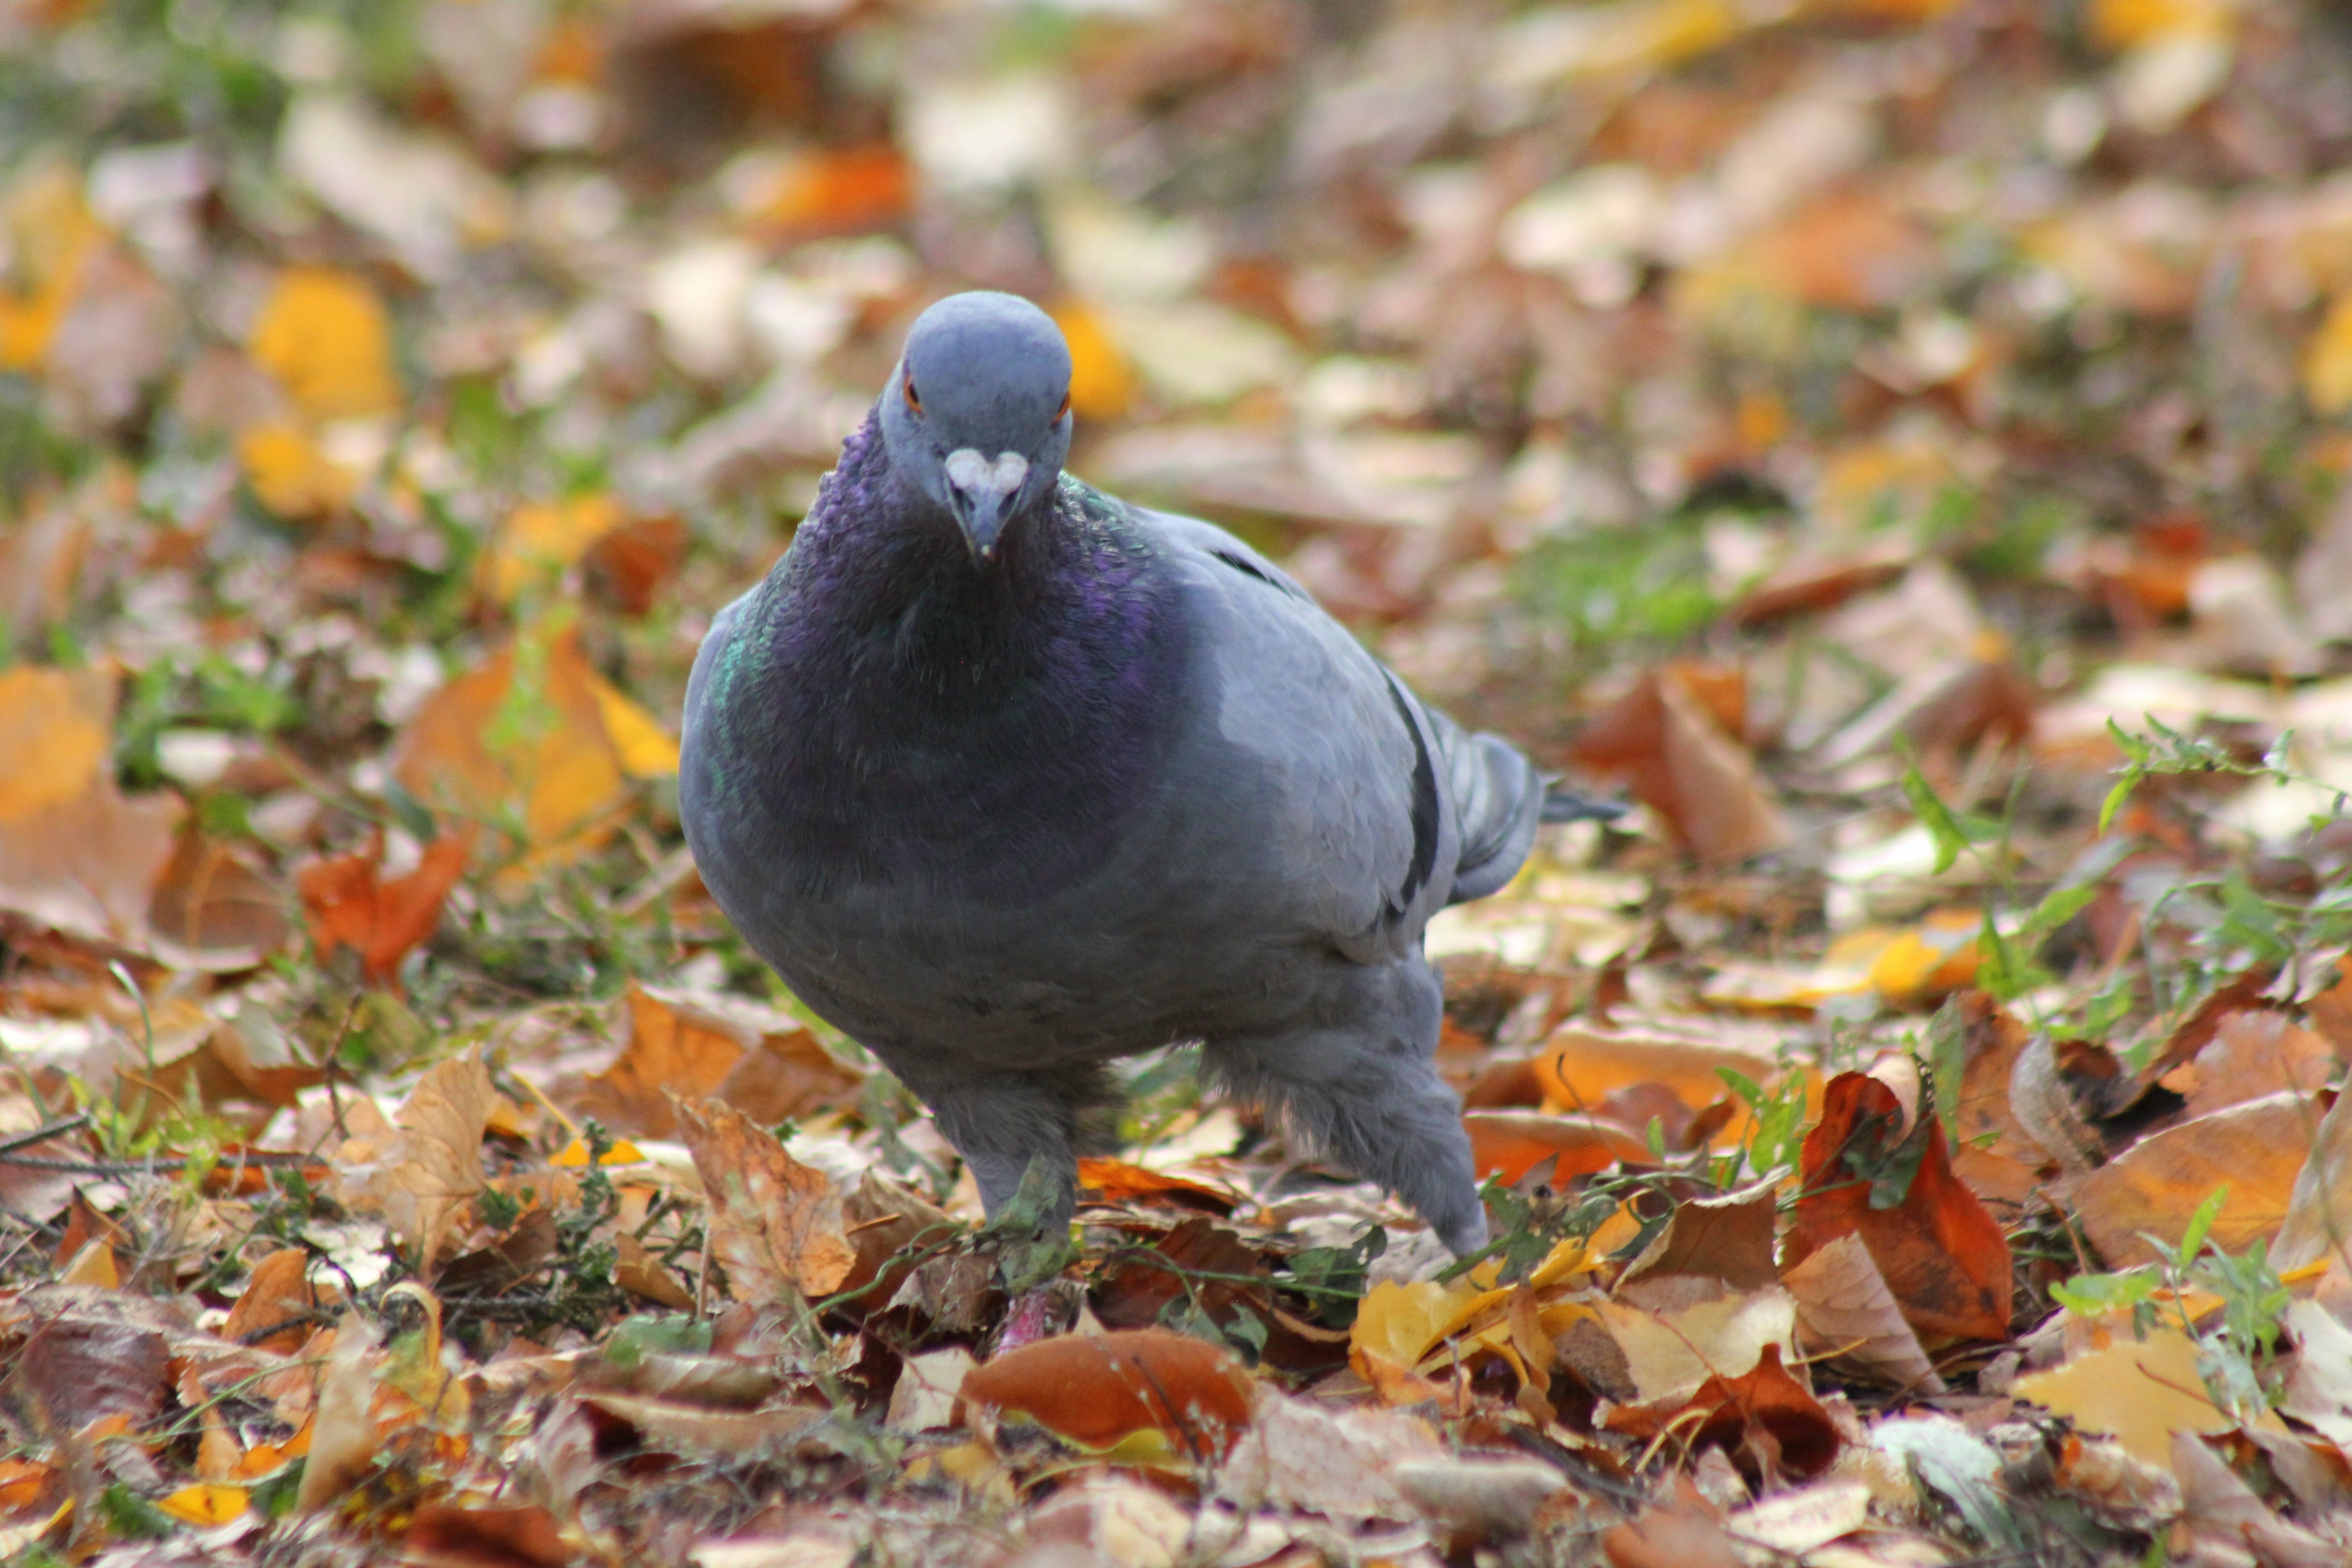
xmin=680 ymin=291 xmax=1614 ymax=1255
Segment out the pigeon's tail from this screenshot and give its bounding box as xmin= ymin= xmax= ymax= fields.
xmin=1540 ymin=784 xmax=1629 ymax=825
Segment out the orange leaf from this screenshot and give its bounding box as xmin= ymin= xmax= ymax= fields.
xmin=1568 ymin=663 xmax=1786 ymax=862
xmin=297 ymin=828 xmax=470 ymax=988
xmin=1463 ymin=1109 xmax=1651 ymax=1184
xmin=224 ymin=1249 xmax=319 ymax=1357
xmin=1785 ymin=1072 xmax=2012 ymax=1343
xmin=750 ymin=145 xmax=914 ymax=238
xmin=961 ymin=1327 xmax=1255 ymax=1459
xmin=2066 ymin=1091 xmax=2315 ymax=1269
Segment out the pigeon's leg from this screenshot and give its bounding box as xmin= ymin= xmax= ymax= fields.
xmin=1205 ymin=956 xmax=1488 ymax=1254
xmin=885 ymin=1058 xmax=1112 ymax=1232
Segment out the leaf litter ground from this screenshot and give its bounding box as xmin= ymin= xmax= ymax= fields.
xmin=5 ymin=1 xmax=2352 ymax=1565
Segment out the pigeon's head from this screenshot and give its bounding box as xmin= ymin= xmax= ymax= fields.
xmin=878 ymin=291 xmax=1075 ymax=564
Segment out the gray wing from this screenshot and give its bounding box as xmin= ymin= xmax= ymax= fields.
xmin=1135 ymin=506 xmax=1544 ymax=952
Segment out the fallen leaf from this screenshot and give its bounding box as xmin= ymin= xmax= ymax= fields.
xmin=2068 ymin=1090 xmax=2320 ymax=1268
xmin=1571 ymin=663 xmax=1787 ymax=862
xmin=402 ymin=1500 xmax=575 ymax=1568
xmin=582 ymin=985 xmax=859 ymax=1138
xmin=1619 ymin=1181 xmax=1780 ymax=1293
xmin=961 ymin=1326 xmax=1255 ymax=1460
xmin=1534 ymin=1024 xmax=1805 ymax=1144
xmin=0 ymin=167 xmax=105 ymax=372
xmin=746 ymin=144 xmax=914 ymax=238
xmin=1726 ymin=1475 xmax=1872 ymax=1556
xmin=329 ymin=1051 xmax=495 ymax=1268
xmin=2171 ymin=1430 xmax=2343 ymax=1567
xmin=1215 ymin=1387 xmax=1439 ymax=1520
xmin=1052 ymin=299 xmax=1136 ymax=421
xmin=0 ymin=664 xmax=184 ymax=948
xmin=222 ymin=1249 xmax=318 ymax=1356
xmin=1463 ymin=1108 xmax=1651 ymax=1183
xmin=247 ymin=265 xmax=401 ymax=421
xmin=1075 ymin=1158 xmax=1239 ymax=1213
xmin=2274 ymin=1087 xmax=2352 ymax=1273
xmin=1784 ymin=1071 xmax=2012 ymax=1343
xmin=2014 ymin=1325 xmax=2285 ymax=1474
xmin=1602 ymin=1479 xmax=1744 ymax=1568
xmin=1781 ymin=1232 xmax=1945 ymax=1393
xmin=1586 ymin=1283 xmax=1800 ymax=1404
xmin=155 ymin=1483 xmax=248 ymax=1526
xmin=886 ymin=1346 xmax=976 ymax=1433
xmin=1604 ymin=1343 xmax=1841 ymax=1479
xmin=2170 ymin=1009 xmax=2335 ymax=1117
xmin=675 ymin=1096 xmax=856 ymax=1301
xmin=393 ymin=620 xmax=675 ymax=871
xmin=297 ymin=828 xmax=471 ymax=988
xmin=484 ymin=493 xmax=626 ymax=603
xmin=144 ymin=828 xmax=290 ymax=971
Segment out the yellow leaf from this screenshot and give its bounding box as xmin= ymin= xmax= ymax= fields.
xmin=0 ymin=666 xmax=109 ymax=821
xmin=56 ymin=1240 xmax=118 ymax=1288
xmin=1050 ymin=301 xmax=1134 ymax=421
xmin=1350 ymin=1276 xmax=1503 ymax=1375
xmin=486 ymin=494 xmax=626 ymax=603
xmin=2013 ymin=1325 xmax=2283 ymax=1474
xmin=588 ymin=672 xmax=681 ymax=778
xmin=249 ymin=266 xmax=400 ymax=421
xmin=237 ymin=421 xmax=364 ymax=519
xmin=0 ymin=167 xmax=105 ymax=371
xmin=2091 ymin=0 xmax=2238 ymax=50
xmin=1866 ymin=911 xmax=1982 ymax=1006
xmin=2303 ymin=295 xmax=2352 ymax=416
xmin=157 ymin=1484 xmax=249 ymax=1526
xmin=392 ymin=621 xmax=636 ymax=869
xmin=554 ymin=1135 xmax=646 ymax=1167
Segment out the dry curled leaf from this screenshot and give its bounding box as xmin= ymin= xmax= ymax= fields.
xmin=675 ymin=1097 xmax=856 ymax=1301
xmin=961 ymin=1326 xmax=1255 ymax=1460
xmin=1780 ymin=1232 xmax=1945 ymax=1393
xmin=328 ymin=1051 xmax=495 ymax=1268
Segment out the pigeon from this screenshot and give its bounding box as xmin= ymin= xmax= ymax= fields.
xmin=680 ymin=291 xmax=1617 ymax=1254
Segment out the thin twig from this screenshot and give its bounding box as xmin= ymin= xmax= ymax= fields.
xmin=0 ymin=1114 xmax=90 ymax=1157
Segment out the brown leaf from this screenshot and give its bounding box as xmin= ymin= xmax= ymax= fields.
xmin=582 ymin=984 xmax=752 ymax=1137
xmin=675 ymin=1097 xmax=856 ymax=1301
xmin=2175 ymin=1010 xmax=2335 ymax=1118
xmin=1534 ymin=1024 xmax=1807 ymax=1145
xmin=2275 ymin=1088 xmax=2352 ymax=1273
xmin=1604 ymin=1343 xmax=1842 ymax=1480
xmin=1602 ymin=1479 xmax=1744 ymax=1568
xmin=1780 ymin=1232 xmax=1944 ymax=1393
xmin=961 ymin=1326 xmax=1255 ymax=1460
xmin=1216 ymin=1388 xmax=1438 ymax=1520
xmin=584 ymin=515 xmax=692 ymax=616
xmin=328 ymin=1051 xmax=495 ymax=1268
xmin=296 ymin=828 xmax=470 ymax=988
xmin=12 ymin=1286 xmax=172 ymax=1437
xmin=402 ymin=1500 xmax=577 ymax=1568
xmin=2171 ymin=1431 xmax=2345 ymax=1568
xmin=1944 ymin=992 xmax=2049 ymax=1204
xmin=222 ymin=1249 xmax=318 ymax=1355
xmin=1784 ymin=1071 xmax=2012 ymax=1343
xmin=2068 ymin=1091 xmax=2320 ymax=1269
xmin=147 ymin=827 xmax=291 ymax=971
xmin=1619 ymin=1181 xmax=1779 ymax=1294
xmin=2308 ymin=957 xmax=2352 ymax=1058
xmin=1569 ymin=663 xmax=1787 ymax=862
xmin=0 ymin=664 xmax=183 ymax=948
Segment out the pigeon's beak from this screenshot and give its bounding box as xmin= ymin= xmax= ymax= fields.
xmin=944 ymin=448 xmax=1030 ymax=563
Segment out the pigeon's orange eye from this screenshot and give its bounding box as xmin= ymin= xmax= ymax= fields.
xmin=904 ymin=377 xmax=922 ymax=413
xmin=1056 ymin=391 xmax=1072 ymax=420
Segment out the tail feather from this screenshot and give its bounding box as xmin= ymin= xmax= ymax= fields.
xmin=1541 ymin=786 xmax=1628 ymax=825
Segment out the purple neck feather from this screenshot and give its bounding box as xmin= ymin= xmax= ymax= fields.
xmin=718 ymin=411 xmax=1185 ymax=899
